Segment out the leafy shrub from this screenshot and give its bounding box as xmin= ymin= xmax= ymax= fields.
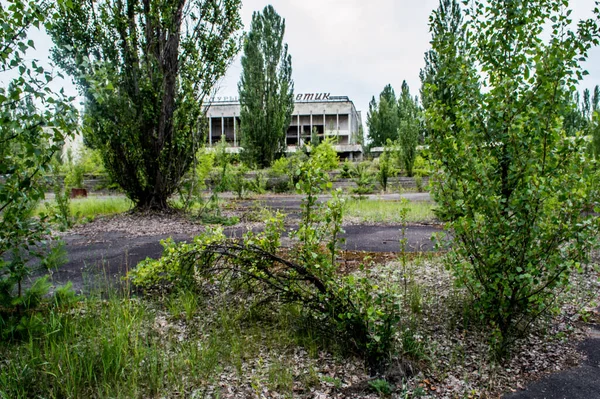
xmin=352 ymin=162 xmax=375 ymax=195
xmin=196 ymin=150 xmax=215 ymax=187
xmin=270 ymin=178 xmax=291 ymax=193
xmin=310 ymin=137 xmax=339 ymax=171
xmin=77 ymin=146 xmax=107 ymax=177
xmin=248 ymin=171 xmax=267 ymax=194
xmin=378 ymin=146 xmax=397 ymax=192
xmin=414 ymin=175 xmax=424 ymax=193
xmin=412 ymin=155 xmax=431 ymax=177
xmin=64 ymin=163 xmax=85 ymax=189
xmin=48 ymin=162 xmax=73 ymax=230
xmin=209 ymin=137 xmax=233 ymax=193
xmin=426 ymin=0 xmax=600 ymax=353
xmin=177 ymin=150 xmax=215 ymax=211
xmin=62 ymin=148 xmax=85 ymax=189
xmin=270 ymin=151 xmax=307 ymax=191
xmin=131 ymin=155 xmax=404 ymax=372
xmin=230 ymin=165 xmax=249 ymax=199
xmin=386 ymin=141 xmax=404 ymax=175
xmin=130 ymin=231 xmax=226 ymax=290
xmin=1 ymin=263 xmax=76 ymax=342
xmin=270 ymin=156 xmax=291 ymax=182
xmin=208 ymin=165 xmax=231 ymax=193
xmin=340 ymin=160 xmax=353 ymax=178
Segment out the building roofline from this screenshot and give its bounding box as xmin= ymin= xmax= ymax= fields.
xmin=205 ymin=94 xmax=358 ymax=107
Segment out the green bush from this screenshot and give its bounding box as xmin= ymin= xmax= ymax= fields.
xmin=131 ymin=155 xmax=404 ymax=372
xmin=130 ymin=231 xmax=225 ymax=290
xmin=414 ymin=175 xmax=424 ymax=193
xmin=64 ymin=146 xmax=107 ymax=189
xmin=230 ymin=165 xmax=249 ymax=199
xmin=377 ymin=146 xmax=397 ymax=192
xmin=64 ymin=163 xmax=85 ymax=189
xmin=340 ymin=160 xmax=353 ymax=178
xmin=248 ymin=171 xmax=267 ymax=194
xmin=270 ymin=156 xmax=291 ymax=178
xmin=310 ymin=137 xmax=339 ymax=171
xmin=270 ymin=151 xmax=307 ymax=191
xmin=352 ymin=162 xmax=375 ymax=195
xmin=426 ymin=0 xmax=600 ymax=353
xmin=176 ymin=149 xmax=215 ymax=211
xmin=77 ymin=146 xmax=107 ymax=176
xmin=1 ymin=242 xmax=72 ymax=342
xmin=48 ymin=161 xmax=73 ymax=230
xmin=209 ymin=137 xmax=233 ymax=193
xmin=196 ymin=150 xmax=215 ymax=185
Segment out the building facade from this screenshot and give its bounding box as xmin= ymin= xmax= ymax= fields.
xmin=205 ymin=93 xmax=363 ymax=159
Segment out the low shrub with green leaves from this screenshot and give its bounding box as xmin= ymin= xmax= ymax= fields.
xmin=377 ymin=145 xmax=398 ymax=192
xmin=177 ymin=149 xmax=215 ymax=211
xmin=310 ymin=137 xmax=339 ymax=171
xmin=230 ymin=164 xmax=249 ymax=199
xmin=248 ymin=171 xmax=267 ymax=194
xmin=131 ymin=155 xmax=405 ymax=372
xmin=340 ymin=159 xmax=353 ymax=178
xmin=352 ymin=162 xmax=376 ymax=195
xmin=412 ymin=155 xmax=431 ymax=178
xmin=1 ymin=241 xmax=71 ymax=342
xmin=270 ymin=150 xmax=307 ymax=192
xmin=46 ymin=160 xmax=73 ymax=231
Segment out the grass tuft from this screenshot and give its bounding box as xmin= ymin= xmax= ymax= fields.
xmin=69 ymin=196 xmax=133 ymax=221
xmin=344 ymin=199 xmax=437 ymax=224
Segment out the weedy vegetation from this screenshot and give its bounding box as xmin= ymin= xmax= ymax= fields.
xmin=344 ymin=199 xmax=437 ymax=224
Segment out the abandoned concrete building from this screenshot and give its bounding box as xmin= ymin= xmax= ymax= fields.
xmin=205 ymin=93 xmax=363 ymax=159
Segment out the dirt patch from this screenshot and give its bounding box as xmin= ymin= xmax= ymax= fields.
xmin=63 ymin=212 xmax=206 ymax=239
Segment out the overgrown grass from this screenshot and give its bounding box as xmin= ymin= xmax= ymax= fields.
xmin=38 ymin=196 xmax=133 ymax=223
xmin=344 ymin=199 xmax=437 ymax=224
xmin=69 ymin=196 xmax=133 ymax=220
xmin=0 ymin=290 xmax=336 ymax=398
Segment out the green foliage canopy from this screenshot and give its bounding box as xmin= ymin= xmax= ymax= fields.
xmin=425 ymin=0 xmax=600 ymax=350
xmin=397 ymin=81 xmax=421 ymax=177
xmin=0 ymin=0 xmax=77 ymax=304
xmin=238 ymin=5 xmax=294 ymax=168
xmin=366 ymin=84 xmax=398 ymax=148
xmin=49 ymin=0 xmax=243 ymax=210
xmin=310 ymin=137 xmax=339 ymax=171
xmin=420 ymin=0 xmax=464 ymax=115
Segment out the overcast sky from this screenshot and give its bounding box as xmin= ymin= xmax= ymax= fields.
xmin=218 ymin=0 xmax=600 ymax=121
xmin=23 ymin=0 xmax=600 ymax=126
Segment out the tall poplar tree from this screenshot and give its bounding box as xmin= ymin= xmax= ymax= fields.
xmin=50 ymin=0 xmax=243 ymax=210
xmin=397 ymin=81 xmax=420 ymax=176
xmin=419 ymin=0 xmax=464 ymax=126
xmin=366 ymin=84 xmax=399 ymax=148
xmin=238 ymin=5 xmax=294 ymax=168
xmin=366 ymin=96 xmax=379 ymax=149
